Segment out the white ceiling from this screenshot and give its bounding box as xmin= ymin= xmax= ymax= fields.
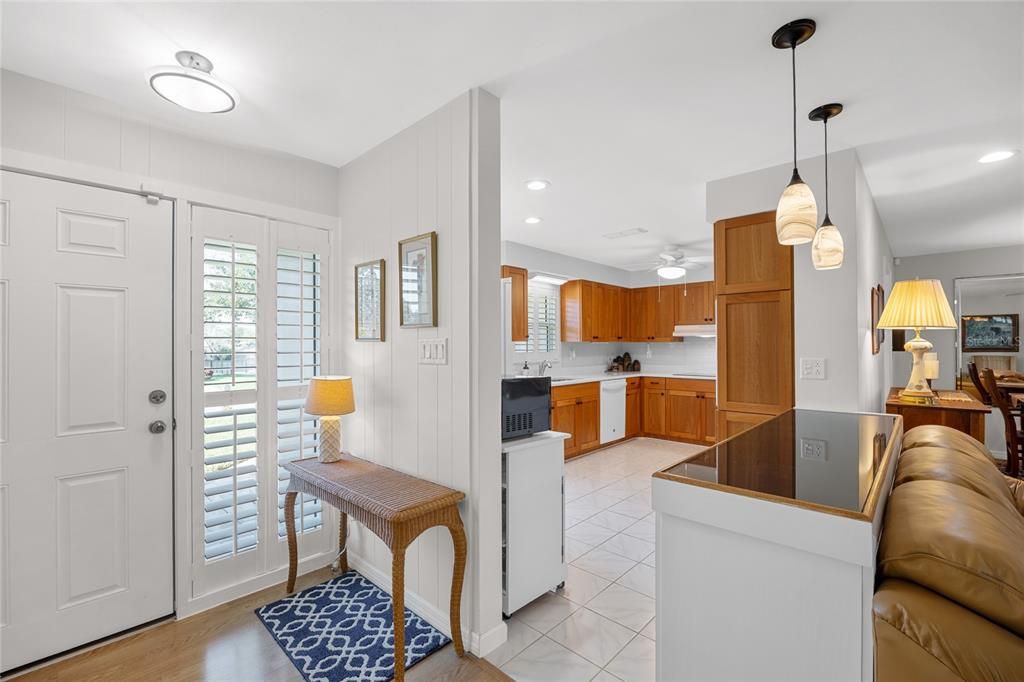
xmin=2 ymin=2 xmax=1022 ymax=263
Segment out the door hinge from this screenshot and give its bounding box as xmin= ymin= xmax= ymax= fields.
xmin=172 ymin=417 xmax=178 ymax=431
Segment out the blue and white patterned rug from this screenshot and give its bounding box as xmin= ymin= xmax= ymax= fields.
xmin=256 ymin=571 xmax=450 ymax=682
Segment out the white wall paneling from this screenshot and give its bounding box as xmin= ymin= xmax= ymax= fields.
xmin=338 ymin=89 xmax=505 ymax=655
xmin=1 ymin=70 xmax=339 ymax=217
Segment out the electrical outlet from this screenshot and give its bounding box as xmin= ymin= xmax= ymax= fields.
xmin=800 ymin=438 xmax=827 ymax=461
xmin=799 ymin=357 xmax=826 ymax=380
xmin=418 ymin=338 xmax=448 ymax=365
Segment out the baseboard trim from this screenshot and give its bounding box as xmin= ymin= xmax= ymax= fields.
xmin=347 ymin=552 xmax=504 ymax=657
xmin=175 ymin=550 xmax=338 ymax=619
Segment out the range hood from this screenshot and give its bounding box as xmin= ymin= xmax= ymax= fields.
xmin=672 ymin=324 xmax=717 ymax=338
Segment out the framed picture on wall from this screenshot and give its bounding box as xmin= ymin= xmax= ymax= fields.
xmin=355 ymin=258 xmax=385 ymax=341
xmin=398 ymin=231 xmax=438 ymax=328
xmin=871 ymin=284 xmax=885 ymax=355
xmin=961 ymin=314 xmax=1020 ymax=352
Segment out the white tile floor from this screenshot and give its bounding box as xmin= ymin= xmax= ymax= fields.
xmin=489 ymin=437 xmax=705 ymax=681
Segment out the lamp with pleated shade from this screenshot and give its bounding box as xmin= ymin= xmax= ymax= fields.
xmin=876 ymin=280 xmax=956 ymax=400
xmin=304 ymin=376 xmax=356 ymax=462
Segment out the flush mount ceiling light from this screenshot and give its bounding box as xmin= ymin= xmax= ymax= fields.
xmin=809 ymin=103 xmax=844 ymax=270
xmin=773 ymin=19 xmax=818 ymax=246
xmin=524 ymin=216 xmax=543 ymax=225
xmin=147 ymin=51 xmax=237 ymax=113
xmin=978 ymin=150 xmax=1016 ymax=164
xmin=531 ymin=273 xmax=569 ymax=286
xmin=526 ymin=179 xmax=551 ymax=191
xmin=657 ymin=265 xmax=687 ymax=280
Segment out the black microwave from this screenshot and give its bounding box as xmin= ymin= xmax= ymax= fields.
xmin=501 ymin=377 xmax=551 ymax=441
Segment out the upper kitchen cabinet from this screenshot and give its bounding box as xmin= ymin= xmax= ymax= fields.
xmin=633 ymin=286 xmax=676 ymax=342
xmin=714 ymin=211 xmax=792 ymax=295
xmin=561 ymin=280 xmax=626 ymax=342
xmin=502 ymin=265 xmax=529 ymax=342
xmin=675 ymin=281 xmax=715 ymax=324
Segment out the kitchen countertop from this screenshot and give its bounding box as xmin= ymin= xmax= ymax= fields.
xmin=523 ymin=371 xmax=716 ymax=387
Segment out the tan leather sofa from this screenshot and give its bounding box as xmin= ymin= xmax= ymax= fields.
xmin=873 ymin=425 xmax=1024 ymax=681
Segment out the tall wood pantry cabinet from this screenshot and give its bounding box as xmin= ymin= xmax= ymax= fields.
xmin=714 ymin=211 xmax=794 ymax=436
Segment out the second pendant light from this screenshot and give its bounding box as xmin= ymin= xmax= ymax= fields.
xmin=809 ymin=103 xmax=844 ymax=270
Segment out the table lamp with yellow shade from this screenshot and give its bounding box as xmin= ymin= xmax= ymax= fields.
xmin=304 ymin=376 xmax=355 ymax=463
xmin=876 ymin=279 xmax=957 ymax=401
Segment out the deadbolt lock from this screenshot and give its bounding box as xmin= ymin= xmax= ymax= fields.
xmin=149 ymin=389 xmax=167 ymax=404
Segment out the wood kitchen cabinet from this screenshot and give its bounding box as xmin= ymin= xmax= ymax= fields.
xmin=625 ymin=377 xmax=641 ymax=438
xmin=717 ymin=289 xmax=793 ymax=416
xmin=666 ymin=378 xmax=717 ymax=443
xmin=632 ymin=286 xmax=677 ymax=342
xmin=676 ymin=281 xmax=715 ymax=325
xmin=502 ymin=265 xmax=529 ymax=342
xmin=714 ymin=211 xmax=792 ymax=295
xmin=717 ymin=410 xmax=773 ymax=440
xmin=642 ymin=378 xmax=667 ymax=436
xmin=562 ymin=280 xmax=627 ymax=342
xmin=551 ymin=382 xmax=601 ymax=459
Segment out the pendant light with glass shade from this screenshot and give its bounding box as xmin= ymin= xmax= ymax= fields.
xmin=772 ymin=19 xmax=818 ymax=245
xmin=808 ymin=103 xmax=845 ymax=270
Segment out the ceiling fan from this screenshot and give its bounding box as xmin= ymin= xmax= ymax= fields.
xmin=629 ymin=247 xmax=713 ymax=280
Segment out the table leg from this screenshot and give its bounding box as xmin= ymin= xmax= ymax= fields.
xmin=338 ymin=512 xmax=349 ymax=573
xmin=447 ymin=513 xmax=467 ymax=657
xmin=285 ymin=491 xmax=298 ymax=592
xmin=392 ymin=542 xmax=407 ymax=681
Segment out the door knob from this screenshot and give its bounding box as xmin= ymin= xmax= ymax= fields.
xmin=149 ymin=389 xmax=167 ymax=404
xmin=149 ymin=420 xmax=167 ymax=434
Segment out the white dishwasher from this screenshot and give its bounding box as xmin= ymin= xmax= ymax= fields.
xmin=600 ymin=379 xmax=626 ymax=444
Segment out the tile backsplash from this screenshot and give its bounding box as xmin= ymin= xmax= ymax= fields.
xmin=558 ymin=337 xmax=716 ymax=375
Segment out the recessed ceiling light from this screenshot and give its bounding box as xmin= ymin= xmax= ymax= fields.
xmin=526 ymin=179 xmax=551 ymax=191
xmin=978 ymin=150 xmax=1016 ymax=164
xmin=147 ymin=51 xmax=237 ymax=114
xmin=524 ymin=216 xmax=542 ymax=225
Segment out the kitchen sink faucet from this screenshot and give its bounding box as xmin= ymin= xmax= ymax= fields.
xmin=538 ymin=360 xmax=552 ymax=376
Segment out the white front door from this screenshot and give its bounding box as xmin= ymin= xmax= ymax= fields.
xmin=0 ymin=170 xmax=174 ymax=671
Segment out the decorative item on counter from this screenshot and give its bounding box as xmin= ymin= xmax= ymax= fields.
xmin=610 ymin=355 xmax=624 ymax=372
xmin=623 ymin=352 xmax=632 ymax=367
xmin=632 ymin=359 xmax=641 ymax=372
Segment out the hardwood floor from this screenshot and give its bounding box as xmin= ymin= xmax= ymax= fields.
xmin=9 ymin=568 xmax=509 ymax=682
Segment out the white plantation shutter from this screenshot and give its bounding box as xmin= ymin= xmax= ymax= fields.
xmin=202 ymin=240 xmax=260 ymax=561
xmin=513 ymin=281 xmax=559 ymax=357
xmin=191 ymin=207 xmax=334 ymax=595
xmin=276 ymin=250 xmax=323 ymax=537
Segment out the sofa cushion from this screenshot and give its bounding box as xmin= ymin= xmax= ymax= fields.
xmin=880 ymin=479 xmax=1024 ymax=637
xmin=1006 ymin=476 xmax=1024 ymax=516
xmin=895 ymin=446 xmax=1018 ymax=513
xmin=874 ymin=579 xmax=1024 ymax=681
xmin=902 ymin=424 xmax=994 ymax=463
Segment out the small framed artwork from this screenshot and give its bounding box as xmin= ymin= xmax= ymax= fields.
xmin=871 ymin=284 xmax=885 ymax=355
xmin=355 ymin=259 xmax=385 ymax=341
xmin=399 ymin=231 xmax=438 ymax=328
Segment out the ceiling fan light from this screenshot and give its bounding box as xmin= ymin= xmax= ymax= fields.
xmin=657 ymin=265 xmax=687 ymax=280
xmin=776 ymin=172 xmax=818 ymax=245
xmin=811 ymin=218 xmax=844 ymax=270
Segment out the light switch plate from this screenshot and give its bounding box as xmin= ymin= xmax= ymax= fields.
xmin=418 ymin=338 xmax=448 ymax=365
xmin=799 ymin=357 xmax=826 ymax=380
xmin=800 ymin=438 xmax=827 ymax=461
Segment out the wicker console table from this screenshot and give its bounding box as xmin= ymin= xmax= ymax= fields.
xmin=283 ymin=454 xmax=467 ymax=681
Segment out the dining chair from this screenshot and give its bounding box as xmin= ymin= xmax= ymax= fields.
xmin=980 ymin=367 xmax=1022 ymax=478
xmin=968 ymin=362 xmax=992 ymax=405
